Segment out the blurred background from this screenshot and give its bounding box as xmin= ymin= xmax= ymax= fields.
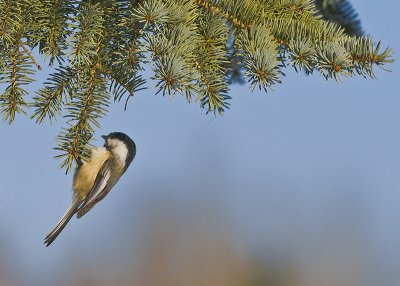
xmin=1 ymin=1 xmax=399 ymax=285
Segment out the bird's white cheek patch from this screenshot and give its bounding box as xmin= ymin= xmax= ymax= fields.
xmin=113 ymin=143 xmax=129 ymax=164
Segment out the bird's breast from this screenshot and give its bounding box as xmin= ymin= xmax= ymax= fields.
xmin=73 ymin=147 xmax=110 ymax=199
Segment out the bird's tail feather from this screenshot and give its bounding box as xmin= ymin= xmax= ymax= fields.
xmin=44 ymin=198 xmax=81 ymax=247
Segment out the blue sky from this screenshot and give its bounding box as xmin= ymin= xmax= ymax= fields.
xmin=1 ymin=1 xmax=399 ymax=285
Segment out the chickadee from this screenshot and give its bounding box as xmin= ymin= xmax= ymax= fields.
xmin=44 ymin=132 xmax=136 ymax=246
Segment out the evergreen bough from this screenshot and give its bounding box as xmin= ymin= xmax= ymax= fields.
xmin=0 ymin=0 xmax=393 ymax=171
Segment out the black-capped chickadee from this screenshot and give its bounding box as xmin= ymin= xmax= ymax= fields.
xmin=44 ymin=132 xmax=136 ymax=246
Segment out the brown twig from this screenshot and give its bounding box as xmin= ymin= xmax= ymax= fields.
xmin=21 ymin=44 xmax=42 ymax=70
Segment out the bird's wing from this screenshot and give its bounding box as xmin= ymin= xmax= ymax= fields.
xmin=76 ymin=159 xmax=112 ymax=218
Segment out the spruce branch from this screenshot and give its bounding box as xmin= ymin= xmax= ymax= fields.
xmin=0 ymin=0 xmax=393 ymax=172
xmin=315 ymin=0 xmax=363 ymax=36
xmin=31 ymin=66 xmax=83 ymax=123
xmin=55 ymin=63 xmax=109 ymax=172
xmin=36 ymin=0 xmax=77 ymax=65
xmin=0 ymin=45 xmax=34 ymax=123
xmin=239 ymin=26 xmax=283 ymax=91
xmin=22 ymin=44 xmax=42 ymax=70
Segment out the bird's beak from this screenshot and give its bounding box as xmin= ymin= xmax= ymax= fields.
xmin=101 ymin=135 xmax=107 ymax=140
